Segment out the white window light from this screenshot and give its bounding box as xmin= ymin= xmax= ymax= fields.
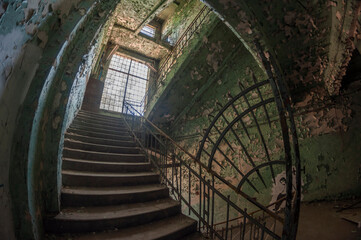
xmin=100 ymin=54 xmax=149 ymax=114
xmin=140 ymin=25 xmax=156 ymax=38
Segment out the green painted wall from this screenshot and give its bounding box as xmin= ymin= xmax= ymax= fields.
xmin=202 ymin=0 xmax=360 ymax=96
xmin=0 ymin=1 xmax=120 ymax=239
xmin=161 ymin=0 xmax=204 ymax=43
xmin=146 ymin=0 xmax=361 ymax=225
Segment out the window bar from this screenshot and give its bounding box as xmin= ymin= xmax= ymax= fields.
xmin=206 ymin=179 xmax=211 ymax=235
xmin=180 ymin=158 xmax=182 ymax=204
xmin=239 ymin=222 xmax=243 ymax=240
xmin=172 ymin=153 xmax=174 ymax=196
xmin=249 ymin=216 xmax=253 ymax=240
xmin=198 ymin=164 xmax=202 ymax=231
xmin=121 ymin=59 xmax=133 ymax=113
xmin=188 ymin=166 xmax=191 ymax=215
xmin=260 ymin=222 xmax=266 ymax=240
xmin=225 ymin=195 xmax=230 ymax=240
xmin=241 ymin=209 xmax=247 ymax=240
xmin=211 ymin=175 xmax=215 ymax=238
xmin=202 ymin=180 xmax=206 ymax=228
xmin=165 ymin=139 xmax=168 ymax=184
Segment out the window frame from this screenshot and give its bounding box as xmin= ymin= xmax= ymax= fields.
xmin=100 ymin=54 xmax=149 ymax=114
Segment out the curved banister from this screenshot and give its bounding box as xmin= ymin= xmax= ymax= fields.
xmin=122 ymin=102 xmax=283 ymax=240
xmin=123 ymin=101 xmax=284 ymax=223
xmin=121 ymin=38 xmax=300 ymax=239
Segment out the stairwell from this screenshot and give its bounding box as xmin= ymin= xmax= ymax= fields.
xmin=45 ymin=110 xmax=201 ymax=239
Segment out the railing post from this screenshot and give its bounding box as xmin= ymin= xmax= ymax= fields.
xmin=121 ymin=101 xmax=284 ymax=240
xmin=180 ymin=157 xmax=182 ymax=204
xmin=225 ymin=195 xmax=230 ymax=240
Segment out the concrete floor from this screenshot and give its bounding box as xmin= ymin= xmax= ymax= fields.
xmin=297 ymin=200 xmax=361 ymax=240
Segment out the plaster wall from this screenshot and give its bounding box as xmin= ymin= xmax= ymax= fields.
xmin=161 ymin=0 xmax=204 ymax=43
xmin=146 ymin=0 xmax=361 ymax=224
xmin=0 ymin=1 xmax=119 ymax=239
xmin=202 ymin=0 xmax=361 ymax=96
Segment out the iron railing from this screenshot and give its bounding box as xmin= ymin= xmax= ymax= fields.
xmin=122 ymin=39 xmax=300 ymax=239
xmin=158 ymin=5 xmax=211 ymax=81
xmin=141 ymin=5 xmax=212 ymax=110
xmin=123 ymin=105 xmax=282 ymax=240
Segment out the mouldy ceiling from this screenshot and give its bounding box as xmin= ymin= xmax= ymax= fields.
xmin=108 ymin=0 xmax=171 ymax=60
xmin=156 ymin=2 xmax=178 ymax=21
xmin=110 ymin=26 xmax=169 ymax=60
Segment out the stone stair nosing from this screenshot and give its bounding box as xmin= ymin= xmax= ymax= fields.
xmin=44 ymin=110 xmax=199 ymax=239
xmin=64 ymin=132 xmax=136 ymax=147
xmin=62 ymin=158 xmax=151 ymax=173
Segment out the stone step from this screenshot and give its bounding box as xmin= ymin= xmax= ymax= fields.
xmin=62 ymin=158 xmax=151 ymax=172
xmin=76 ymin=112 xmax=125 ymax=125
xmin=62 ymin=170 xmax=160 ymax=187
xmin=64 ymin=133 xmax=136 ymax=147
xmin=72 ymin=119 xmax=128 ymax=132
xmin=78 ymin=110 xmax=124 ymax=122
xmin=67 ymin=127 xmax=132 ymax=141
xmin=61 ymin=184 xmax=169 ymax=207
xmin=64 ymin=140 xmax=140 ymax=154
xmin=70 ymin=123 xmax=128 ymax=136
xmin=45 ymin=198 xmax=181 ymax=233
xmin=62 ymin=148 xmax=146 ymax=163
xmin=74 ymin=117 xmax=127 ymax=129
xmin=45 ymin=214 xmax=197 ymax=240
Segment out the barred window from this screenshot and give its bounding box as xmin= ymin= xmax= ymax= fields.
xmin=100 ymin=54 xmax=148 ymax=114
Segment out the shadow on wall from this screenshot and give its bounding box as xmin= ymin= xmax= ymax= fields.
xmin=0 ymin=0 xmax=120 ymax=239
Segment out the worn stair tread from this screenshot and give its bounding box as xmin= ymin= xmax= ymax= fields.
xmin=77 ymin=110 xmax=123 ymax=118
xmin=61 ymin=184 xmax=169 ymax=207
xmin=75 ymin=116 xmax=125 ymax=126
xmin=62 ymin=158 xmax=151 ymax=173
xmin=73 ymin=120 xmax=126 ymax=129
xmin=65 ymin=133 xmax=136 ymax=146
xmin=78 ymin=111 xmax=123 ymax=119
xmin=62 ymin=170 xmax=157 ymax=177
xmin=61 ymin=184 xmax=168 ymax=196
xmin=78 ymin=111 xmax=123 ymax=121
xmin=63 ymin=147 xmax=145 ymax=158
xmin=67 ymin=127 xmax=132 ymax=138
xmin=52 ymin=198 xmax=179 ymax=221
xmin=70 ymin=123 xmax=129 ymax=135
xmin=71 ymin=121 xmax=128 ymax=132
xmin=46 ymin=110 xmax=199 ymax=238
xmin=46 ymin=214 xmax=197 ymax=240
xmin=62 ymin=158 xmax=149 ymax=166
xmin=64 ymin=140 xmax=140 ymax=152
xmin=64 ymin=139 xmax=138 ymax=149
xmin=67 ymin=127 xmax=131 ymax=136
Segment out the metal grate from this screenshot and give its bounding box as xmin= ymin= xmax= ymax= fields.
xmin=100 ymin=54 xmax=149 ymax=114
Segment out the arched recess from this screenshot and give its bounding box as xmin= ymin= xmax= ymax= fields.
xmin=198 ymin=1 xmax=301 ymax=239
xmin=5 ymin=1 xmax=120 ymax=239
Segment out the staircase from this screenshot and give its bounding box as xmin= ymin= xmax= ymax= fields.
xmin=45 ymin=110 xmax=201 ymax=239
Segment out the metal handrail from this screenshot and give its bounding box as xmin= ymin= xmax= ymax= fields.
xmin=141 ymin=5 xmax=212 ymax=110
xmin=158 ymin=5 xmax=210 ymax=76
xmin=124 ymin=101 xmax=282 ymax=221
xmin=122 ymin=101 xmax=282 ymax=240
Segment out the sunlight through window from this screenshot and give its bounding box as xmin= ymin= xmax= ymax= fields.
xmin=100 ymin=54 xmax=148 ymax=114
